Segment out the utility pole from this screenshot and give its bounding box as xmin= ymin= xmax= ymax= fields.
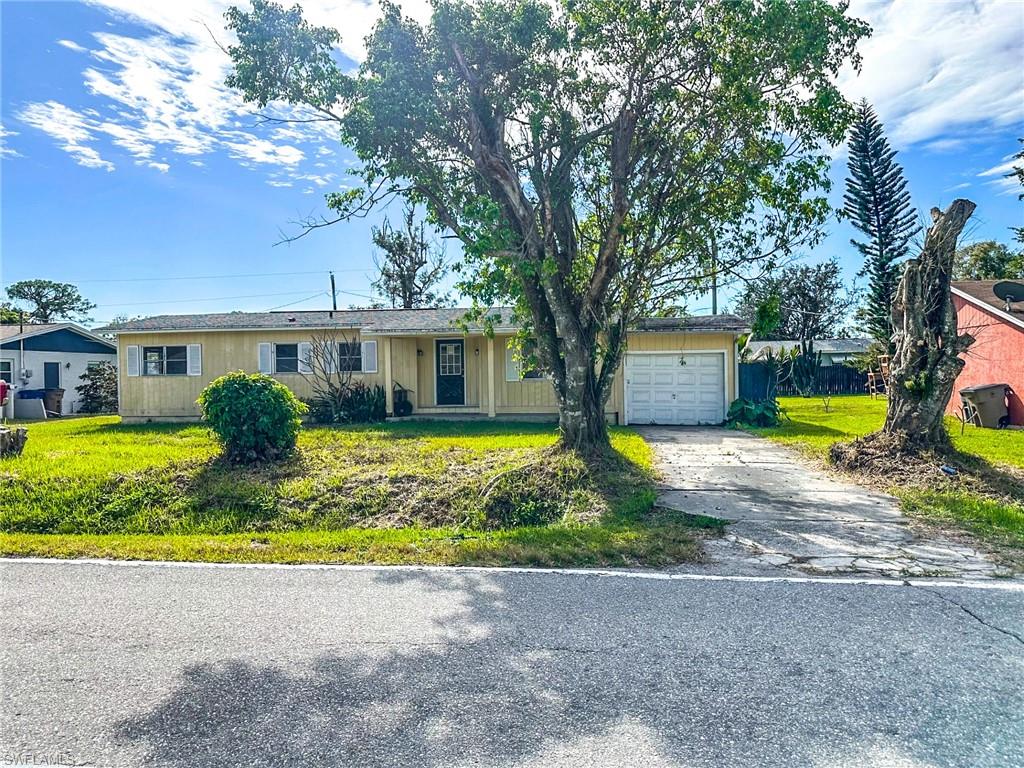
xmin=329 ymin=271 xmax=337 ymax=311
xmin=710 ymin=233 xmax=719 ymax=315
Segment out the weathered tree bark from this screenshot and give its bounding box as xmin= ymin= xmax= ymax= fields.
xmin=832 ymin=199 xmax=975 ymax=464
xmin=0 ymin=427 xmax=28 ymax=458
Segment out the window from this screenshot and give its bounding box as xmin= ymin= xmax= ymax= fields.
xmin=0 ymin=360 xmax=12 ymax=384
xmin=87 ymin=361 xmax=104 ymax=370
xmin=338 ymin=342 xmax=362 ymax=372
xmin=274 ymin=343 xmax=300 ymax=373
xmin=439 ymin=342 xmax=463 ymax=376
xmin=143 ymin=346 xmax=187 ymax=376
xmin=505 ymin=340 xmax=544 ymax=381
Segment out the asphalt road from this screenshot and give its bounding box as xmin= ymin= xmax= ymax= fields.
xmin=1 ymin=561 xmax=1022 ymax=768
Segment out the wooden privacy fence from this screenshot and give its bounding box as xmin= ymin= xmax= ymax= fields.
xmin=739 ymin=362 xmax=868 ymax=400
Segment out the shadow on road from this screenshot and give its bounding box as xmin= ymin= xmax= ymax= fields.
xmin=107 ymin=568 xmax=1022 ymax=767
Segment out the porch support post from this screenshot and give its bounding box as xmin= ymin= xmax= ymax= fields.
xmin=383 ymin=336 xmax=394 ymax=415
xmin=487 ymin=336 xmax=496 ymax=418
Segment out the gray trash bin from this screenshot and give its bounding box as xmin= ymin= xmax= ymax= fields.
xmin=960 ymin=384 xmax=1008 ymax=428
xmin=42 ymin=388 xmax=65 ymax=416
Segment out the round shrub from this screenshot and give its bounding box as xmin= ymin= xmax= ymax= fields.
xmin=197 ymin=372 xmax=307 ymax=463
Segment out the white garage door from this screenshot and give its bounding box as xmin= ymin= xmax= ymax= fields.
xmin=625 ymin=352 xmax=726 ymax=425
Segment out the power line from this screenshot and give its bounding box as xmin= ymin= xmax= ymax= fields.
xmin=2 ymin=268 xmax=371 ymax=285
xmin=265 ymin=291 xmax=330 ymax=311
xmin=93 ymin=289 xmax=331 ymax=308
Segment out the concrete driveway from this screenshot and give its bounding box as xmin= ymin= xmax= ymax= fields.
xmin=2 ymin=560 xmax=1023 ymax=768
xmin=639 ymin=427 xmax=1005 ymax=578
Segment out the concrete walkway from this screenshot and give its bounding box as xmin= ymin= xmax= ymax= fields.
xmin=639 ymin=427 xmax=1008 ymax=578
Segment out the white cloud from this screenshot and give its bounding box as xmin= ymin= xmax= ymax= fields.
xmin=57 ymin=39 xmax=88 ymax=53
xmin=17 ymin=101 xmax=114 ymax=171
xmin=978 ymin=155 xmax=1021 ymax=194
xmin=840 ymin=0 xmax=1024 ymax=148
xmin=266 ymin=180 xmax=293 ymax=187
xmin=0 ymin=124 xmax=21 ymax=157
xmin=225 ymin=137 xmax=304 ymax=166
xmin=148 ymin=161 xmax=170 ymax=172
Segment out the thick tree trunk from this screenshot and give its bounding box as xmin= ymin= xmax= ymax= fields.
xmin=557 ymin=366 xmax=610 ymax=454
xmin=0 ymin=427 xmax=28 ymax=458
xmin=882 ymin=200 xmax=975 ymax=449
xmin=831 ymin=199 xmax=975 ymax=467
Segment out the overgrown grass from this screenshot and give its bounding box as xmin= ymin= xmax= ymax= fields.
xmin=0 ymin=417 xmax=711 ymax=566
xmin=750 ymin=395 xmax=1024 ymax=560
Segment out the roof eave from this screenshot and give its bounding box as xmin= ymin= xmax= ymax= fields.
xmin=951 ymin=286 xmax=1024 ymax=332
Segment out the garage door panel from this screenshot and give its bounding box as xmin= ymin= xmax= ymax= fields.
xmin=625 ymin=352 xmax=725 ymax=426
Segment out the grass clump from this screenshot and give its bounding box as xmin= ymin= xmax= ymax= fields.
xmin=0 ymin=417 xmax=706 ymax=567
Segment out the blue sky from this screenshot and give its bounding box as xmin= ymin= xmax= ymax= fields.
xmin=1 ymin=0 xmax=1022 ymax=327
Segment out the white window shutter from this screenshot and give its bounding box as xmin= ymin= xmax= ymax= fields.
xmin=505 ymin=344 xmax=521 ymax=381
xmin=258 ymin=343 xmax=273 ymax=374
xmin=126 ymin=345 xmax=140 ymax=377
xmin=298 ymin=342 xmax=313 ymax=373
xmin=361 ymin=340 xmax=378 ymax=373
xmin=324 ymin=342 xmax=338 ymax=373
xmin=187 ymin=344 xmax=202 ymax=376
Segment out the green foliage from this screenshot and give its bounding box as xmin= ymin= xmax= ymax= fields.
xmin=308 ymin=382 xmax=387 ymax=424
xmin=371 ymin=204 xmax=452 ymax=308
xmin=789 ymin=343 xmax=822 ymax=397
xmin=197 ymin=372 xmax=307 ymax=463
xmin=3 ymin=280 xmax=95 ymax=323
xmin=843 ymin=100 xmax=919 ymax=346
xmin=74 ymin=363 xmax=118 ymax=414
xmin=953 ymin=240 xmax=1024 ymax=280
xmin=727 ymin=397 xmax=783 ymax=428
xmin=734 ymin=259 xmax=855 ymax=341
xmin=0 ymin=303 xmax=22 ymax=324
xmin=752 ymin=294 xmax=782 ymax=339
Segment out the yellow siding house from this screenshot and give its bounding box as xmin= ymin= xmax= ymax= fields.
xmin=101 ymin=308 xmax=747 ymax=425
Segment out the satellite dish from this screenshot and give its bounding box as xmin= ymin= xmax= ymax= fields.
xmin=993 ymin=281 xmax=1024 ymax=311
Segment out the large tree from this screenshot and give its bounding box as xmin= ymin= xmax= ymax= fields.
xmin=226 ymin=0 xmax=868 ymax=452
xmin=371 ymin=205 xmax=453 ymax=308
xmin=3 ymin=280 xmax=95 ymax=323
xmin=733 ymin=259 xmax=856 ymax=342
xmin=843 ymin=100 xmax=918 ymax=348
xmin=953 ymin=240 xmax=1024 ymax=280
xmin=832 ymin=200 xmax=976 ymax=466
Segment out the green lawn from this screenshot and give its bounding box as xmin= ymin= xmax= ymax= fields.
xmin=752 ymin=396 xmax=1024 ymax=559
xmin=0 ymin=417 xmax=716 ymax=566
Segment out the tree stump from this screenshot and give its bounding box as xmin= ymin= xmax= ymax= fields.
xmin=832 ymin=199 xmax=975 ymax=468
xmin=0 ymin=427 xmax=28 ymax=458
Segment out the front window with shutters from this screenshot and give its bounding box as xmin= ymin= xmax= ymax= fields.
xmin=338 ymin=342 xmax=362 ymax=372
xmin=143 ymin=346 xmax=187 ymax=376
xmin=274 ymin=343 xmax=300 ymax=373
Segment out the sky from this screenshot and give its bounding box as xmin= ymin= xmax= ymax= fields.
xmin=1 ymin=0 xmax=1022 ymax=328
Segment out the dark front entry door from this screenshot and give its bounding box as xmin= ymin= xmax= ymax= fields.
xmin=435 ymin=339 xmax=465 ymax=406
xmin=43 ymin=362 xmax=60 ymax=389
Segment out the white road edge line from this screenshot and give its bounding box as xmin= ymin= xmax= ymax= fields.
xmin=3 ymin=557 xmax=1023 ymax=592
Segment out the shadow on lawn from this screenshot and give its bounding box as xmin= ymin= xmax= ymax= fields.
xmin=108 ymin=567 xmax=1009 ymax=768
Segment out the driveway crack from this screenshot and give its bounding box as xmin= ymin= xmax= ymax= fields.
xmin=911 ymin=584 xmax=1024 ymax=647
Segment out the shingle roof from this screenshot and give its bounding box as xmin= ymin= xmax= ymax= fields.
xmin=746 ymin=338 xmax=872 ymax=357
xmin=952 ymin=280 xmax=1024 ymax=324
xmin=0 ymin=322 xmax=63 ymax=341
xmin=633 ymin=314 xmax=749 ymax=333
xmin=98 ymin=308 xmax=749 ymax=335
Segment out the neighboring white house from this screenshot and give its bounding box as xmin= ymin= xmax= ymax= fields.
xmin=745 ymin=338 xmax=871 ymax=367
xmin=0 ymin=323 xmax=117 ymax=418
